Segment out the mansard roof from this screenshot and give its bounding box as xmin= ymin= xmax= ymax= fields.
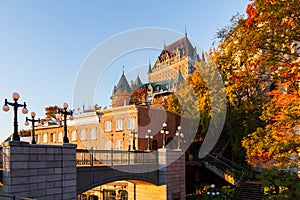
xmin=163 ymin=34 xmax=195 ymax=57
xmin=150 ymin=35 xmax=198 ymax=72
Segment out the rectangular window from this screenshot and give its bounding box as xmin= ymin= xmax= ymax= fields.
xmin=105 ymin=141 xmax=112 ymax=150
xmin=90 ymin=128 xmax=97 ymax=140
xmin=50 ymin=133 xmax=55 ymax=143
xmin=116 ymin=119 xmax=123 ymax=131
xmin=71 ymin=131 xmax=77 ymax=141
xmin=105 ymin=121 xmax=111 ymax=132
xmin=116 ymin=140 xmax=123 ymax=150
xmin=80 ymin=129 xmax=86 ymax=140
xmin=58 ymin=132 xmax=62 ymax=142
xmin=43 ymin=133 xmax=48 ymax=143
xmin=127 ymin=118 xmax=135 ymax=129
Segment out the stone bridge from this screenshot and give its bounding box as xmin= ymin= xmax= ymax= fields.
xmin=0 ymin=142 xmax=185 ymax=200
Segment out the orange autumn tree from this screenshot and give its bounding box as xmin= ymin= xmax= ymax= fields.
xmin=240 ymin=0 xmax=300 ymax=170
xmin=129 ymin=87 xmax=147 ymax=105
xmin=213 ymin=0 xmax=300 ymax=169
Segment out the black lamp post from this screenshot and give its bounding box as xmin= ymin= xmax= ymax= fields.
xmin=2 ymin=92 xmax=28 ymax=141
xmin=160 ymin=122 xmax=169 ymax=149
xmin=145 ymin=129 xmax=153 ymax=151
xmin=25 ymin=112 xmax=40 ymax=144
xmin=175 ymin=125 xmax=184 ymax=150
xmin=130 ymin=130 xmax=138 ymax=150
xmin=56 ymin=102 xmax=74 ymax=143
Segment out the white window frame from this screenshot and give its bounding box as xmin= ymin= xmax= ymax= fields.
xmin=80 ymin=129 xmax=87 ymax=141
xmin=116 ymin=140 xmax=123 ymax=150
xmin=105 ymin=141 xmax=112 ymax=150
xmin=90 ymin=128 xmax=97 ymax=140
xmin=71 ymin=130 xmax=77 ymax=141
xmin=116 ymin=119 xmax=123 ymax=131
xmin=58 ymin=132 xmax=63 ymax=142
xmin=43 ymin=133 xmax=48 ymax=143
xmin=105 ymin=121 xmax=111 ymax=132
xmin=127 ymin=118 xmax=135 ymax=129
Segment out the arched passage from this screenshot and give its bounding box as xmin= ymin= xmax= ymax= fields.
xmin=77 ymin=165 xmax=159 ymax=195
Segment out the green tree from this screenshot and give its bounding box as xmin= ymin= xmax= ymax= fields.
xmin=260 ymin=167 xmax=300 ymax=199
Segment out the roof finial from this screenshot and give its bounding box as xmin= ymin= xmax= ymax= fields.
xmin=185 ymin=25 xmax=187 ymax=37
xmin=122 ymin=65 xmax=125 ymax=75
xmin=164 ymin=37 xmax=166 ymax=48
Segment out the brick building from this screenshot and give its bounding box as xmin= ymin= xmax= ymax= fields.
xmin=34 ymin=105 xmax=186 ymax=151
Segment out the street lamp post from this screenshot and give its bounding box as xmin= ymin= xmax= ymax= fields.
xmin=25 ymin=112 xmax=40 ymax=144
xmin=145 ymin=129 xmax=153 ymax=151
xmin=56 ymin=103 xmax=74 ymax=143
xmin=160 ymin=122 xmax=169 ymax=149
xmin=2 ymin=92 xmax=28 ymax=141
xmin=206 ymin=184 xmax=220 ymax=200
xmin=130 ymin=130 xmax=138 ymax=150
xmin=175 ymin=125 xmax=184 ymax=150
xmin=175 ymin=126 xmax=184 ymax=150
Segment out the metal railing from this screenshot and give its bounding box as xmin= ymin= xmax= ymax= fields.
xmin=204 ymin=154 xmax=244 ymax=184
xmin=76 ymin=149 xmax=158 ymax=166
xmin=229 ymin=172 xmax=246 ymax=200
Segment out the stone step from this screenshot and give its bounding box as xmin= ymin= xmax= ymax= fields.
xmin=237 ymin=181 xmax=264 ymax=200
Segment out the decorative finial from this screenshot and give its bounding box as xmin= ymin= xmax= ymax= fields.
xmin=122 ymin=65 xmax=125 ymax=75
xmin=185 ymin=25 xmax=187 ymax=37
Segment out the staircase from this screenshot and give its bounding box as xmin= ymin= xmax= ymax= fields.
xmin=204 ymin=154 xmax=244 ymax=186
xmin=236 ymin=180 xmax=264 ymax=200
xmin=190 ymin=132 xmax=264 ymax=199
xmin=202 ymin=132 xmax=246 ymax=186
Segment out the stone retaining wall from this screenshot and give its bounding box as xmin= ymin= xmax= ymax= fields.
xmin=2 ymin=141 xmax=77 ymax=200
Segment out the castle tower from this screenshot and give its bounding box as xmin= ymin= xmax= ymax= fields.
xmin=111 ymin=70 xmax=132 ymax=108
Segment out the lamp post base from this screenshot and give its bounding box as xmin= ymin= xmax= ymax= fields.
xmin=12 ymin=134 xmax=20 ymax=141
xmin=63 ymin=136 xmax=69 ymax=143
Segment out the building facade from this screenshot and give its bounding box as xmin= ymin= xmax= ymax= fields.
xmin=34 ymin=105 xmax=185 ymax=152
xmin=148 ymin=34 xmax=199 ymax=83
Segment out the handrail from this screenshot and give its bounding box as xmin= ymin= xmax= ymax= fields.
xmin=76 ymin=149 xmax=158 ymax=166
xmin=212 ymin=153 xmax=244 ymax=171
xmin=205 ymin=154 xmax=244 ymax=182
xmin=229 ymin=171 xmax=246 ymax=200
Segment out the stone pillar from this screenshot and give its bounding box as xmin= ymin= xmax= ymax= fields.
xmin=1 ymin=141 xmax=77 ymax=200
xmin=158 ymin=149 xmax=185 ymax=200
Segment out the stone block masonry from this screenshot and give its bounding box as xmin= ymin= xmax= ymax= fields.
xmin=158 ymin=149 xmax=185 ymax=200
xmin=1 ymin=141 xmax=77 ymax=200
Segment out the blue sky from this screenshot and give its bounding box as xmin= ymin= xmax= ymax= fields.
xmin=0 ymin=0 xmax=248 ymax=141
